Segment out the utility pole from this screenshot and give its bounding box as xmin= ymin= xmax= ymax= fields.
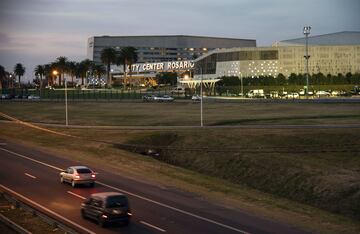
xmin=303 ymin=26 xmax=311 ymax=97
xmin=200 ymin=66 xmax=203 ymax=127
xmin=64 ymin=77 xmax=68 ymax=126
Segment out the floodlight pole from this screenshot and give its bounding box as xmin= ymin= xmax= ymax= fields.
xmin=200 ymin=66 xmax=203 ymax=127
xmin=239 ymin=72 xmax=243 ymax=96
xmin=64 ymin=77 xmax=68 ymax=126
xmin=303 ymin=26 xmax=311 ymax=98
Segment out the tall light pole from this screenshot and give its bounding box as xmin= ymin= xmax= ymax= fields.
xmin=303 ymin=26 xmax=311 ymax=97
xmin=199 ymin=66 xmax=203 ymax=127
xmin=239 ymin=72 xmax=243 ymax=96
xmin=64 ymin=77 xmax=68 ymax=126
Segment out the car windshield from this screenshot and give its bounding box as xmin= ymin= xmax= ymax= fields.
xmin=106 ymin=196 xmax=128 ymax=208
xmin=77 ymin=168 xmax=92 ymax=174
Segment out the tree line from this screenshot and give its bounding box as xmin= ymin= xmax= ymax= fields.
xmin=0 ymin=46 xmax=138 ymax=89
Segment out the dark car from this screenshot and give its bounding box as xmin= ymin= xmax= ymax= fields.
xmin=81 ymin=192 xmax=131 ymax=227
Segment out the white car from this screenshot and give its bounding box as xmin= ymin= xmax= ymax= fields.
xmin=153 ymin=95 xmax=174 ymax=102
xmin=331 ymin=90 xmax=340 ymax=96
xmin=315 ymin=91 xmax=331 ymax=97
xmin=170 ymin=87 xmax=185 ymax=94
xmin=60 ymin=166 xmax=96 ymax=187
xmin=286 ymin=92 xmax=299 ymax=99
xmin=191 ymin=95 xmax=201 ymax=102
xmin=28 ymin=95 xmax=40 ymax=100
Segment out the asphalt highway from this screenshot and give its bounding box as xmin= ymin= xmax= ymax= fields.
xmin=0 ymin=139 xmax=309 ymax=234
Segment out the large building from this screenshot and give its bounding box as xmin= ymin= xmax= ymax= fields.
xmin=192 ymin=31 xmax=360 ymax=80
xmin=87 ymin=35 xmax=256 ymax=64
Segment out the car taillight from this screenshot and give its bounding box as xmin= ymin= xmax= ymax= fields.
xmin=91 ymin=174 xmax=96 ymax=178
xmin=75 ymin=175 xmax=80 ymax=179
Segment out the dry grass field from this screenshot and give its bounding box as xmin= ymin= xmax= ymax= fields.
xmin=0 ymin=101 xmax=360 ymax=126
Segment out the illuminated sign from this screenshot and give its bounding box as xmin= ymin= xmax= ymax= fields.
xmin=126 ymin=60 xmax=195 ymax=72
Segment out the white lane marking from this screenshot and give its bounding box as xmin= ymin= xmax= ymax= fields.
xmin=140 ymin=220 xmax=166 ymax=232
xmin=67 ymin=191 xmax=86 ymax=200
xmin=0 ymin=184 xmax=96 ymax=234
xmin=24 ymin=173 xmax=36 ymax=179
xmin=0 ymin=147 xmax=250 ymax=234
xmin=97 ymin=181 xmax=250 ymax=234
xmin=0 ymin=148 xmax=63 ymax=171
xmin=0 ymin=143 xmax=7 ymax=146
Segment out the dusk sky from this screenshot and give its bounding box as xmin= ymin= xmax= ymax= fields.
xmin=0 ymin=0 xmax=359 ymax=81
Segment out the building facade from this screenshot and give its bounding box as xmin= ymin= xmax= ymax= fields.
xmin=87 ymin=35 xmax=256 ymax=64
xmin=193 ymin=31 xmax=360 ymax=80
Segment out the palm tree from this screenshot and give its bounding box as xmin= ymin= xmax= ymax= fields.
xmin=100 ymin=47 xmax=117 ymax=86
xmin=0 ymin=65 xmax=6 ymax=89
xmin=34 ymin=65 xmax=45 ymax=90
xmin=14 ymin=63 xmax=25 ymax=87
xmin=66 ymin=61 xmax=77 ymax=84
xmin=54 ymin=56 xmax=69 ymax=86
xmin=92 ymin=64 xmax=106 ymax=82
xmin=119 ymin=47 xmax=138 ymax=86
xmin=43 ymin=64 xmax=52 ymax=86
xmin=79 ymin=59 xmax=94 ymax=86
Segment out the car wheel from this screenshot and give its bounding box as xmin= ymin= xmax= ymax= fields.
xmin=60 ymin=176 xmax=64 ymax=184
xmin=98 ymin=217 xmax=106 ymax=227
xmin=81 ymin=209 xmax=86 ymax=219
xmin=71 ymin=180 xmax=76 ymax=188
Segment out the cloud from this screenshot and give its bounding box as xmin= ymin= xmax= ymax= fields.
xmin=0 ymin=0 xmax=359 ymax=81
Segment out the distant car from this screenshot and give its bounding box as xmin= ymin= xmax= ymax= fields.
xmin=81 ymin=192 xmax=131 ymax=227
xmin=331 ymin=90 xmax=340 ymax=96
xmin=315 ymin=91 xmax=331 ymax=97
xmin=299 ymin=89 xmax=314 ymax=96
xmin=170 ymin=87 xmax=185 ymax=95
xmin=142 ymin=95 xmax=155 ymax=102
xmin=28 ymin=95 xmax=40 ymax=100
xmin=0 ymin=94 xmax=11 ymax=99
xmin=191 ymin=95 xmax=201 ymax=102
xmin=286 ymin=92 xmax=299 ymax=99
xmin=60 ymin=166 xmax=96 ymax=187
xmin=269 ymin=91 xmax=279 ymax=99
xmin=339 ymin=90 xmax=352 ymax=97
xmin=153 ymin=95 xmax=174 ymax=102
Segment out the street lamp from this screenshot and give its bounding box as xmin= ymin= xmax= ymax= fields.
xmin=64 ymin=77 xmax=68 ymax=126
xmin=52 ymin=70 xmax=58 ymax=86
xmin=239 ymin=72 xmax=243 ymax=97
xmin=54 ymin=70 xmax=68 ymax=126
xmin=195 ymin=65 xmax=204 ymax=127
xmin=303 ymin=26 xmax=311 ymax=97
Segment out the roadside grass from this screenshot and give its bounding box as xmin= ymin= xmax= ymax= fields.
xmin=211 ymin=114 xmax=360 ymax=125
xmin=0 ymin=195 xmax=64 ymax=234
xmin=1 ymin=123 xmax=360 ymax=233
xmin=1 ymin=101 xmax=360 ymax=126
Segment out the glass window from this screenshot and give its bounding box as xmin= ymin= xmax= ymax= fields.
xmin=106 ymin=196 xmax=128 ymax=208
xmin=77 ymin=168 xmax=92 ymax=174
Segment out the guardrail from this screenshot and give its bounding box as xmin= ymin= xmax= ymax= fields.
xmin=0 ymin=212 xmax=31 ymax=234
xmin=0 ymin=189 xmax=79 ymax=234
